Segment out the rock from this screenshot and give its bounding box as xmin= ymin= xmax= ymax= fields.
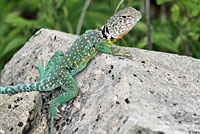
xmin=0 ymin=28 xmax=200 ymax=134
xmin=0 ymin=29 xmax=78 ymax=134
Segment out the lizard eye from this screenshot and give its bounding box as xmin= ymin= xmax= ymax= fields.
xmin=122 ymin=16 xmax=126 ymax=18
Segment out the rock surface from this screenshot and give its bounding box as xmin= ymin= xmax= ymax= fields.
xmin=0 ymin=29 xmax=200 ymax=134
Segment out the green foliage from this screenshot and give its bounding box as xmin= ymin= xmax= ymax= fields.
xmin=133 ymin=0 xmax=200 ymax=58
xmin=153 ymin=0 xmax=200 ymax=57
xmin=0 ymin=0 xmax=199 ymax=74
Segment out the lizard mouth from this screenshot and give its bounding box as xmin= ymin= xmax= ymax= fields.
xmin=113 ymin=28 xmax=131 ymax=42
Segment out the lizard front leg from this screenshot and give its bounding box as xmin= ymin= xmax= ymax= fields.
xmin=34 ymin=50 xmax=64 ymax=80
xmin=94 ymin=41 xmax=132 ymax=58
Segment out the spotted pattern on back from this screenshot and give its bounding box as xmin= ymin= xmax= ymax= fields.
xmin=59 ymin=30 xmax=102 ymax=76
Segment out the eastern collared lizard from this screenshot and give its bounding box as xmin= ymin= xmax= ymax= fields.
xmin=0 ymin=7 xmax=142 ymax=134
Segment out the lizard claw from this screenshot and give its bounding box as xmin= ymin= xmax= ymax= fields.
xmin=49 ymin=104 xmax=62 ymax=120
xmin=34 ymin=59 xmax=45 ymax=69
xmin=55 ymin=108 xmax=62 ymax=119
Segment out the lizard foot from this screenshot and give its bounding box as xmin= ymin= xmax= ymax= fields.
xmin=33 ymin=59 xmax=45 ymax=80
xmin=49 ymin=105 xmax=62 ymax=119
xmin=119 ymin=50 xmax=132 ymax=57
xmin=49 ymin=104 xmax=62 ymax=134
xmin=113 ymin=49 xmax=132 ymax=59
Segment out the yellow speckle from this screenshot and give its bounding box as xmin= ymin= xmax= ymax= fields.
xmin=67 ymin=58 xmax=72 ymax=63
xmin=87 ymin=53 xmax=91 ymax=56
xmin=92 ymin=48 xmax=96 ymax=51
xmin=108 ymin=39 xmax=113 ymax=44
xmin=74 ymin=61 xmax=79 ymax=68
xmin=79 ymin=53 xmax=85 ymax=61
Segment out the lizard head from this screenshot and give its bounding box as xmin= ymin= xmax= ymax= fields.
xmin=101 ymin=7 xmax=142 ymax=42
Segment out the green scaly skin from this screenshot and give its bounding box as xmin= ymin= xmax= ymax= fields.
xmin=0 ymin=7 xmax=142 ymax=134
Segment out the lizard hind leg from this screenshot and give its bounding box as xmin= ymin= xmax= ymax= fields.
xmin=49 ymin=73 xmax=78 ymax=134
xmin=34 ymin=59 xmax=45 ymax=80
xmin=34 ymin=50 xmax=65 ymax=80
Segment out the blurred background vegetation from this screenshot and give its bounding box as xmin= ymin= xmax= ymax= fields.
xmin=0 ymin=0 xmax=199 ymax=74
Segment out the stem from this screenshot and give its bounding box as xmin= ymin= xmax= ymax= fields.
xmin=76 ymin=0 xmax=91 ymax=35
xmin=146 ymin=0 xmax=152 ymax=50
xmin=115 ymin=0 xmax=124 ymax=13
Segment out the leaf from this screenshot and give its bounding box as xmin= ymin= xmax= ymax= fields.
xmin=153 ymin=36 xmax=179 ymax=53
xmin=188 ymin=19 xmax=199 ymax=32
xmin=192 ymin=9 xmax=199 ymax=17
xmin=156 ymin=0 xmax=173 ymax=5
xmin=1 ymin=36 xmax=27 ymax=58
xmin=0 ymin=24 xmax=9 ymax=37
xmin=63 ymin=7 xmax=69 ymax=17
xmin=136 ymin=37 xmax=147 ymax=48
xmin=152 ymin=32 xmax=172 ymax=39
xmin=56 ymin=0 xmax=65 ymax=9
xmin=188 ymin=32 xmax=199 ymax=41
xmin=5 ymin=12 xmax=37 ymax=28
xmin=156 ymin=0 xmax=165 ymax=5
xmin=134 ymin=22 xmax=147 ymax=33
xmin=171 ymin=4 xmax=180 ymax=22
xmin=175 ymin=36 xmax=182 ymax=48
xmin=8 ymin=27 xmax=23 ymax=37
xmin=190 ymin=42 xmax=200 ymax=58
xmin=66 ymin=20 xmax=73 ymax=34
xmin=180 ymin=17 xmax=188 ymax=26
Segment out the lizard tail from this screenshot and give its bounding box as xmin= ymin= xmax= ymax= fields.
xmin=0 ymin=78 xmax=59 ymax=94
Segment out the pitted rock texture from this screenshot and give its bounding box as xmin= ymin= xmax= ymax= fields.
xmin=0 ymin=28 xmax=200 ymax=134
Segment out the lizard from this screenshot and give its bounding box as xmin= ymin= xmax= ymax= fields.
xmin=0 ymin=7 xmax=142 ymax=134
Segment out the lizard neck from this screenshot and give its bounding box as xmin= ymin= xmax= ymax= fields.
xmin=96 ymin=25 xmax=114 ymax=41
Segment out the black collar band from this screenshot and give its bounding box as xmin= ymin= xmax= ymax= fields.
xmin=101 ymin=26 xmax=108 ymax=39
